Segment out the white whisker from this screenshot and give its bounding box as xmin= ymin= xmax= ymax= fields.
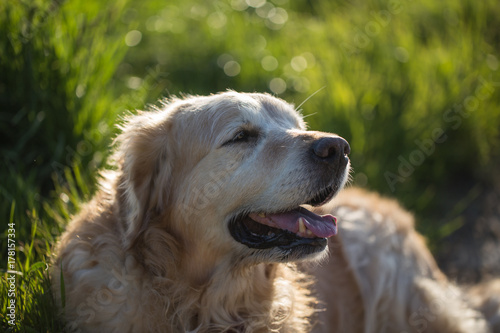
xmin=295 ymin=86 xmax=326 ymax=111
xmin=302 ymin=112 xmax=317 ymax=119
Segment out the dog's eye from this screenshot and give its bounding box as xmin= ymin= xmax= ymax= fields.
xmin=232 ymin=130 xmax=249 ymax=142
xmin=222 ymin=129 xmax=258 ymax=147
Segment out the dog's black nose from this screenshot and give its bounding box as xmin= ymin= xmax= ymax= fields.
xmin=312 ymin=136 xmax=350 ymax=160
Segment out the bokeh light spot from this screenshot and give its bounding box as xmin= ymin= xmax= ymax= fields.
xmin=217 ymin=53 xmax=234 ymax=68
xmin=261 ymin=56 xmax=278 ymax=71
xmin=269 ymin=77 xmax=286 ymax=94
xmin=302 ymin=52 xmax=316 ymax=68
xmin=354 ymin=172 xmax=368 ymax=187
xmin=246 ymin=0 xmax=266 ymax=8
xmin=394 ymin=47 xmax=409 ymax=63
xmin=190 ymin=5 xmax=208 ymax=19
xmin=486 ymin=54 xmax=499 ymax=71
xmin=127 ymin=76 xmax=143 ymax=90
xmin=291 ymin=56 xmax=307 ymax=72
xmin=60 ymin=193 xmax=69 ymax=203
xmin=256 ymin=2 xmax=275 ymax=18
xmin=268 ymin=7 xmax=288 ymax=25
xmin=224 ymin=61 xmax=241 ymax=76
xmin=75 ymin=84 xmax=86 ymax=98
xmin=231 ymin=0 xmax=249 ymax=11
xmin=207 ymin=12 xmax=227 ymax=29
xmin=125 ymin=30 xmax=142 ymax=47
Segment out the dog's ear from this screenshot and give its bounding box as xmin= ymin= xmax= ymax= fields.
xmin=113 ymin=110 xmax=174 ymax=248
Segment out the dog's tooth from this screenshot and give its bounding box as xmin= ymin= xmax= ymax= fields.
xmin=298 ymin=217 xmax=306 ymax=234
xmin=306 ymin=229 xmax=313 ymax=236
xmin=258 ymin=212 xmax=266 ymax=218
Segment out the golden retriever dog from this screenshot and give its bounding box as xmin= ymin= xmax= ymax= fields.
xmin=52 ymin=91 xmax=494 ymax=332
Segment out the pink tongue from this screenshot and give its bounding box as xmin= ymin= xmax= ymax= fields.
xmin=249 ymin=207 xmax=337 ymax=238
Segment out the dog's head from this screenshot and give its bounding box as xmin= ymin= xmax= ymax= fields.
xmin=114 ymin=91 xmax=350 ymax=265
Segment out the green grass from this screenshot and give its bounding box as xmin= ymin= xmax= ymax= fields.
xmin=0 ymin=163 xmax=94 ymax=331
xmin=1 ymin=0 xmax=499 ymax=330
xmin=1 ymin=203 xmax=61 ymax=332
xmin=0 ymin=0 xmax=137 ymax=330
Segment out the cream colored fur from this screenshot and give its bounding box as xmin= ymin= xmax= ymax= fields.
xmin=51 ymin=91 xmax=495 ymax=332
xmin=310 ymin=188 xmax=491 ymax=332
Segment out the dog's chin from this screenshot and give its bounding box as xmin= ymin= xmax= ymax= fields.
xmin=258 ymin=241 xmax=329 ymax=263
xmin=228 ymin=184 xmax=340 ymax=263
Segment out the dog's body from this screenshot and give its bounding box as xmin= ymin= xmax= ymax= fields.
xmin=52 ymin=91 xmax=495 ymax=332
xmin=311 ymin=188 xmax=491 ymax=332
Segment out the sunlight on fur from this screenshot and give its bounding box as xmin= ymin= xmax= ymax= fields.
xmin=51 ymin=91 xmax=496 ymax=332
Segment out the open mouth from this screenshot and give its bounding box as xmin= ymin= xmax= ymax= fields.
xmin=229 ymin=185 xmax=339 ymax=253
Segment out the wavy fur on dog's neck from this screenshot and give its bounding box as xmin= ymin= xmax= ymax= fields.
xmin=134 ymin=219 xmax=316 ymax=332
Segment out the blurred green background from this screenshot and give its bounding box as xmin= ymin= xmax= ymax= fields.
xmin=1 ymin=0 xmax=499 ymax=329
